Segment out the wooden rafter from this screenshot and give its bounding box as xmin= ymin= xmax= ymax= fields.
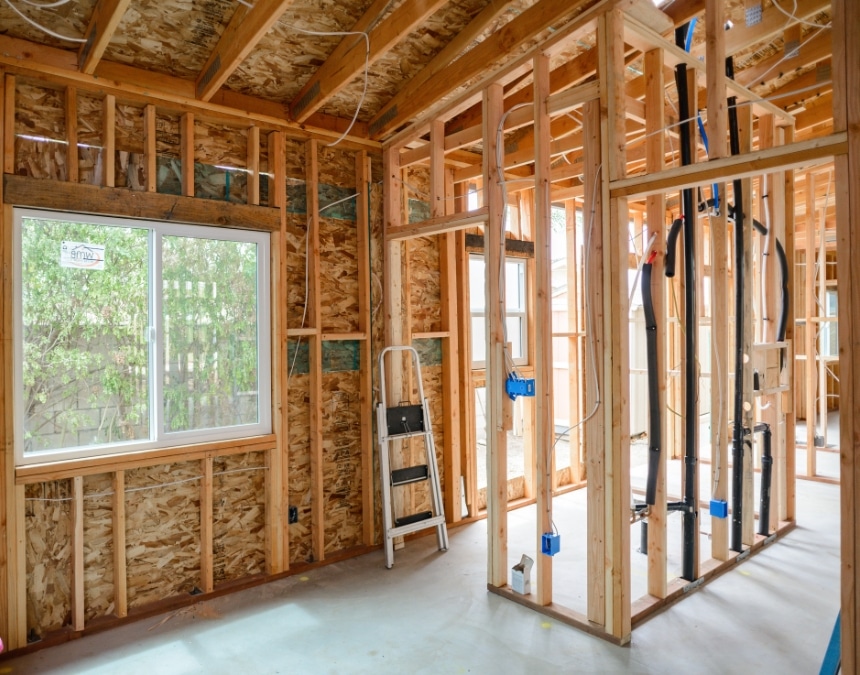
xmin=368 ymin=0 xmax=532 ymax=140
xmin=195 ymin=0 xmax=297 ymax=102
xmin=737 ymin=28 xmax=831 ymax=89
xmin=78 ymin=0 xmax=132 ymax=75
xmin=290 ymin=0 xmax=448 ymax=123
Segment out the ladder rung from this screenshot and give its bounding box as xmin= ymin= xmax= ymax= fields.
xmin=384 ymin=430 xmax=429 ymax=441
xmin=391 ymin=465 xmax=429 ymax=486
xmin=387 ymin=514 xmax=446 ymax=539
xmin=394 ymin=511 xmax=433 ymax=527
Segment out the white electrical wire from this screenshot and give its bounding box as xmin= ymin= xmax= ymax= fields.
xmin=751 ymin=24 xmax=830 ymax=86
xmin=19 ymin=0 xmax=72 ymax=7
xmin=292 ymin=25 xmax=371 ymax=148
xmin=771 ymin=0 xmax=832 ymax=30
xmin=3 ymin=0 xmax=85 ymax=42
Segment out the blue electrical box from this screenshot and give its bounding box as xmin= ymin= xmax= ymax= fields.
xmin=710 ymin=499 xmax=728 ymax=519
xmin=541 ymin=532 xmax=561 ymax=556
xmin=505 ymin=375 xmax=536 ymax=401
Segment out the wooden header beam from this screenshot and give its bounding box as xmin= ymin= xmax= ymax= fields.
xmin=385 ymin=206 xmax=488 ymax=242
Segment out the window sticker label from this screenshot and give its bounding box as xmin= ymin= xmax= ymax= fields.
xmin=60 ymin=241 xmax=105 ymax=270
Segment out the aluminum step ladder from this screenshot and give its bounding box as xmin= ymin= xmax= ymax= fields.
xmin=376 ymin=345 xmax=448 ymax=569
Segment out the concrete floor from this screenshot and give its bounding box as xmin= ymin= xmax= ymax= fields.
xmin=2 ymin=477 xmax=839 ymax=674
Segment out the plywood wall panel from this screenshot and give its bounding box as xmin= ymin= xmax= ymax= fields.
xmin=322 ymin=371 xmax=363 ymax=554
xmin=212 ymin=452 xmax=266 ymax=585
xmin=124 ymin=461 xmax=202 ymax=608
xmin=14 ymin=81 xmax=67 ymax=181
xmin=288 ymin=375 xmax=313 ymax=564
xmin=83 ymin=473 xmax=114 ymax=621
xmin=25 ymin=480 xmax=73 ymax=638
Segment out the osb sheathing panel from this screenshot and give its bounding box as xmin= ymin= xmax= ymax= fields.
xmin=409 ymin=236 xmax=442 ymax=333
xmin=477 ymin=475 xmax=525 ymax=511
xmin=224 ymin=0 xmax=377 ymax=103
xmin=212 ymin=452 xmax=267 ymax=585
xmin=83 ymin=473 xmax=115 ymax=621
xmin=77 ymin=94 xmax=104 ymax=186
xmin=320 ymin=215 xmax=360 ymax=334
xmin=115 ymin=103 xmax=146 ymax=190
xmin=157 ymin=112 xmax=182 ymax=158
xmin=288 ymin=375 xmax=313 ymax=564
xmin=104 ymin=0 xmax=237 ymax=81
xmin=14 ymin=81 xmax=67 ymax=181
xmin=322 ymin=371 xmax=363 ymax=554
xmin=285 ymin=138 xmax=307 ymax=328
xmin=286 ymin=211 xmax=309 ymax=329
xmin=125 ymin=461 xmax=202 ymax=609
xmin=25 ymin=480 xmax=73 ymax=638
xmin=318 ymin=146 xmax=359 ymax=333
xmin=194 ymin=120 xmax=248 ymax=202
xmin=0 ymin=1 xmax=95 ymax=50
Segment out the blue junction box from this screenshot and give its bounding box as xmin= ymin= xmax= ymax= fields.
xmin=541 ymin=532 xmax=561 ymax=556
xmin=505 ymin=375 xmax=535 ymax=401
xmin=710 ymin=499 xmax=729 ymax=519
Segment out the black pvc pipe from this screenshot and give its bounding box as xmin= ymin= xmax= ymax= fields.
xmin=664 ymin=218 xmax=684 ymax=278
xmin=727 ymin=55 xmax=746 ymax=554
xmin=676 ymin=24 xmax=698 ymax=582
xmin=756 ymin=423 xmax=773 ymax=537
xmin=642 ymin=256 xmax=661 ymax=506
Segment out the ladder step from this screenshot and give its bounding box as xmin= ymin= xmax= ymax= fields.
xmin=386 ymin=404 xmax=425 ymax=436
xmin=394 ymin=511 xmax=433 ymax=527
xmin=387 ymin=514 xmax=446 ymax=540
xmin=384 ymin=430 xmax=429 ymax=441
xmin=391 ymin=465 xmax=429 ymax=486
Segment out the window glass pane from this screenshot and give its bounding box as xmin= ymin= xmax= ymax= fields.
xmin=505 ymin=260 xmax=524 ymax=312
xmin=21 ymin=217 xmax=150 ymax=453
xmin=471 ymin=316 xmax=486 ymax=364
xmin=506 ymin=316 xmax=524 ymax=359
xmin=162 ymin=236 xmax=260 ymax=433
xmin=469 ymin=257 xmax=485 ymax=311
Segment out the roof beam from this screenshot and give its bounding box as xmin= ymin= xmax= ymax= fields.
xmin=368 ymin=0 xmax=569 ymax=140
xmin=290 ymin=0 xmax=448 ymax=122
xmin=78 ymin=0 xmax=132 ymax=75
xmin=195 ymin=0 xmax=296 ymax=102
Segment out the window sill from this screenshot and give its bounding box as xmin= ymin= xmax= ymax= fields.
xmin=16 ymin=434 xmax=277 ymax=484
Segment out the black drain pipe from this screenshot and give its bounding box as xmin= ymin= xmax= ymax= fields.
xmin=755 ymin=423 xmax=774 ymax=536
xmin=642 ymin=251 xmax=660 ymax=506
xmin=727 ymin=55 xmax=746 ymax=554
xmin=675 ymin=24 xmax=698 ymax=582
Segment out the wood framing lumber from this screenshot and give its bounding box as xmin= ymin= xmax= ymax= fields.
xmin=247 ymin=125 xmax=260 ymax=206
xmin=368 ymin=0 xmax=525 ymax=140
xmin=144 ymin=104 xmax=157 ymax=193
xmin=65 ymin=87 xmax=78 ymax=184
xmin=112 ymin=471 xmax=128 ymax=617
xmin=3 ymin=175 xmax=281 ymax=232
xmin=0 ymin=35 xmax=376 ymax=149
xmin=385 ymin=207 xmax=488 ymax=241
xmin=290 ymin=0 xmax=448 ymax=122
xmin=644 ymin=46 xmax=669 ymax=597
xmin=610 ymin=133 xmax=846 ymax=199
xmin=373 ymin=0 xmax=622 ymax=141
xmin=72 ymin=476 xmax=85 ymax=630
xmin=196 ymin=0 xmax=297 ymax=101
xmin=737 ymin=29 xmax=831 ymax=89
xmin=79 ymin=0 xmax=132 ymax=75
xmin=201 ymin=456 xmax=214 ymax=593
xmin=832 ymin=0 xmax=860 ymax=668
xmin=484 ymin=83 xmax=508 ymax=589
xmin=533 ymin=53 xmax=554 ymax=607
xmin=103 ymin=94 xmax=115 ymax=188
xmin=356 ymin=151 xmax=375 ymax=545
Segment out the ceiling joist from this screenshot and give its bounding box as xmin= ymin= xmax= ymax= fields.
xmin=78 ymin=0 xmax=132 ymax=75
xmin=195 ymin=0 xmax=296 ymax=102
xmin=290 ymin=0 xmax=449 ymax=123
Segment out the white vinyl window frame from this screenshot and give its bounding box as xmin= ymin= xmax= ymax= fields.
xmin=13 ymin=208 xmax=272 ymax=466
